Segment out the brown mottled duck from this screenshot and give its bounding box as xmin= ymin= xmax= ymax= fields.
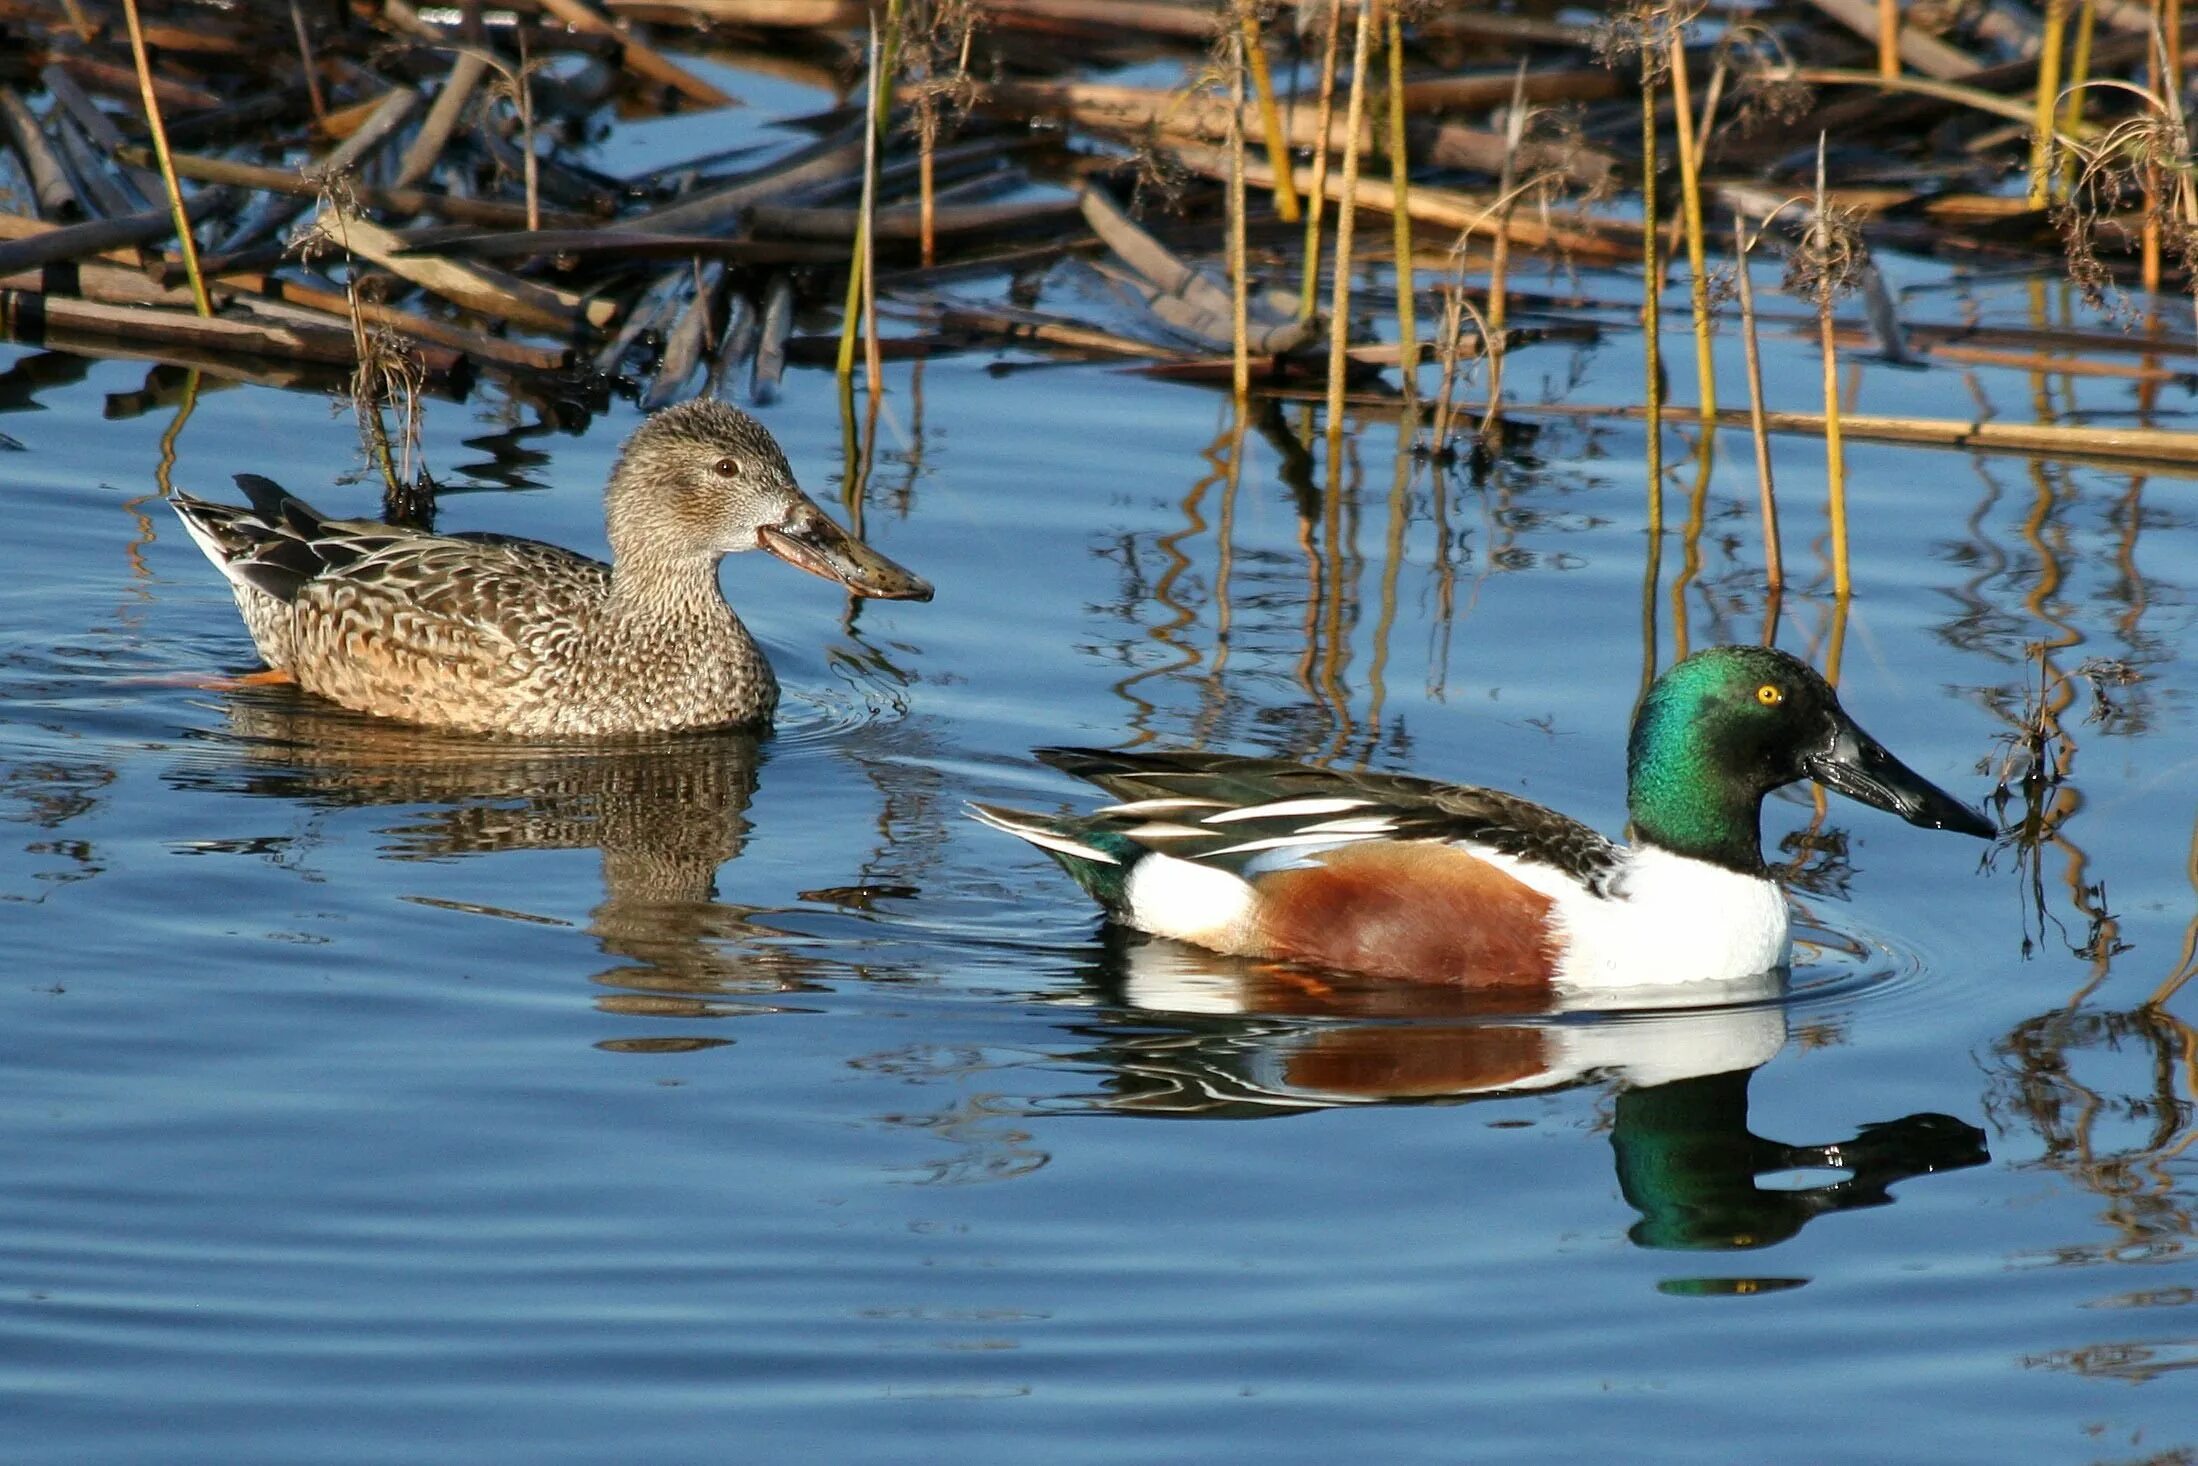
xmin=169 ymin=400 xmax=932 ymax=738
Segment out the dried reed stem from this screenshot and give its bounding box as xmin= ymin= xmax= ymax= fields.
xmin=1640 ymin=48 xmax=1663 ymax=518
xmin=1324 ymin=0 xmax=1374 ymax=463
xmin=1241 ymin=7 xmax=1299 ymax=222
xmin=2029 ymin=0 xmax=2070 ymax=208
xmin=1429 ymin=286 xmax=1487 ymax=451
xmin=1298 ymin=0 xmax=1344 ymax=321
xmin=2144 ymin=2 xmax=2166 ymax=293
xmin=1877 ymin=0 xmax=1899 ymax=79
xmin=919 ymin=121 xmax=936 ymax=268
xmin=1667 ymin=29 xmax=1714 ymax=425
xmin=1813 ymin=140 xmax=1850 ymax=598
xmin=1734 ymin=210 xmax=1782 ymax=596
xmin=915 ymin=0 xmax=976 ymax=269
xmin=289 ymin=0 xmax=327 ymax=122
xmin=1385 ymin=1 xmax=1416 ymax=407
xmin=2059 ymin=0 xmax=2097 ymax=194
xmin=516 ymin=30 xmax=540 ymax=233
xmin=1229 ymin=12 xmax=1251 ymax=399
xmin=1428 ymin=283 xmax=1464 ymax=447
xmin=861 ymin=21 xmax=885 ymax=394
xmin=838 ymin=11 xmax=894 ymax=390
xmin=121 ymin=0 xmax=209 ymax=317
xmin=1479 ymin=61 xmax=1527 ymax=442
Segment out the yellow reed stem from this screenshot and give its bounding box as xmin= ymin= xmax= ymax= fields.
xmin=838 ymin=4 xmax=898 ymax=387
xmin=1733 ymin=211 xmax=1782 ymax=598
xmin=1815 ymin=142 xmax=1849 ymax=599
xmin=1479 ymin=61 xmax=1527 ymax=442
xmin=1299 ymin=0 xmax=1344 ymax=321
xmin=1641 ymin=50 xmax=1663 ymax=514
xmin=1241 ymin=7 xmax=1299 ymax=222
xmin=1229 ymin=15 xmax=1251 ymax=400
xmin=2145 ymin=1 xmax=2165 ymax=293
xmin=1668 ymin=30 xmax=1714 ymax=425
xmin=1324 ymin=0 xmax=1374 ymax=465
xmin=2029 ymin=0 xmax=2069 ymax=208
xmin=2060 ymin=0 xmax=2097 ymax=193
xmin=1878 ymin=0 xmax=1900 ymax=79
xmin=122 ymin=0 xmax=210 ymax=317
xmin=1385 ymin=1 xmax=1416 ymax=405
xmin=1482 ymin=196 xmax=1514 ymax=440
xmin=920 ymin=128 xmax=935 ymax=268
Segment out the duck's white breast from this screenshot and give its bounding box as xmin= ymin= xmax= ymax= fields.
xmin=1532 ymin=845 xmax=1791 ymax=997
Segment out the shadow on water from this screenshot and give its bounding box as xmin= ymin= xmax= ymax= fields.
xmin=161 ymin=685 xmax=840 ymax=1044
xmin=1042 ymin=927 xmax=1988 ymax=1265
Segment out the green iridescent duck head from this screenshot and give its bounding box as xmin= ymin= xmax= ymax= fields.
xmin=1626 ymin=645 xmax=1993 ymax=873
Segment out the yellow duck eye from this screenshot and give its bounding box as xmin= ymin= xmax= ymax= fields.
xmin=1756 ymin=684 xmax=1784 ymax=707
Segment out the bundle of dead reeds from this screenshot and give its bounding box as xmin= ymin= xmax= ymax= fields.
xmin=0 ymin=0 xmax=2192 ymax=493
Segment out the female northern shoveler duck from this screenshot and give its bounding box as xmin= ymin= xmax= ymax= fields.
xmin=169 ymin=400 xmax=931 ymax=738
xmin=971 ymin=646 xmax=1995 ymax=994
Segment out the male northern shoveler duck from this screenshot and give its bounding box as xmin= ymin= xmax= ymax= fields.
xmin=169 ymin=400 xmax=931 ymax=738
xmin=971 ymin=646 xmax=1994 ymax=995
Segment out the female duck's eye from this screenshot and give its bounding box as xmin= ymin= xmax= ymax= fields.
xmin=712 ymin=456 xmax=740 ymax=478
xmin=1756 ymin=683 xmax=1784 ymax=707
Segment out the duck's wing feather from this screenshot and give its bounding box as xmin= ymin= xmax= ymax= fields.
xmin=1034 ymin=746 xmax=1625 ymax=889
xmin=177 ymin=476 xmax=613 ymax=670
xmin=171 ymin=476 xmax=420 ymax=603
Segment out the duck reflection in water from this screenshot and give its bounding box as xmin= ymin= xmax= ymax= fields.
xmin=168 ymin=686 xmax=842 ymax=1037
xmin=1069 ymin=930 xmax=1987 ymax=1255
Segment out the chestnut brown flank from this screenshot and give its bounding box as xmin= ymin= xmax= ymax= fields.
xmin=1253 ymin=842 xmax=1560 ymax=988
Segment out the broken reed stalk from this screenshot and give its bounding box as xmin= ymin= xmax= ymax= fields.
xmin=1640 ymin=45 xmax=1663 ymax=526
xmin=1385 ymin=0 xmax=1416 ymax=407
xmin=1229 ymin=9 xmax=1250 ymax=399
xmin=120 ymin=0 xmax=209 ymax=316
xmin=1298 ymin=0 xmax=1344 ymax=323
xmin=1733 ymin=209 xmax=1782 ymax=596
xmin=1324 ymin=0 xmax=1374 ymax=464
xmin=2029 ymin=0 xmax=2070 ymax=208
xmin=1878 ymin=0 xmax=1899 ymax=79
xmin=1667 ymin=29 xmax=1715 ymax=426
xmin=1813 ymin=139 xmax=1850 ymax=598
xmin=1241 ymin=6 xmax=1299 ymax=222
xmin=1440 ymin=400 xmax=2198 ymax=470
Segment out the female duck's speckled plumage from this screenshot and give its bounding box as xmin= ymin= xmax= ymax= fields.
xmin=972 ymin=647 xmax=1995 ymax=996
xmin=170 ymin=400 xmax=931 ymax=738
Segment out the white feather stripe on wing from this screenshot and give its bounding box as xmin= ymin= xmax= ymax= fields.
xmin=1201 ymin=796 xmax=1375 ymax=824
xmin=1094 ymin=797 xmax=1232 ymax=815
xmin=966 ymin=806 xmax=1122 ymax=865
